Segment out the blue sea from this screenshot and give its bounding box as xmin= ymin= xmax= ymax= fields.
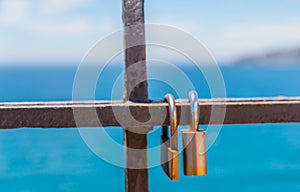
xmin=0 ymin=64 xmax=300 ymax=192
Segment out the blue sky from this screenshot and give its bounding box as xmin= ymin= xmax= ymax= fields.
xmin=0 ymin=0 xmax=300 ymax=65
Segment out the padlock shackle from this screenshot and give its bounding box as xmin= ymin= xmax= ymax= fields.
xmin=165 ymin=94 xmax=178 ymax=150
xmin=189 ymin=91 xmax=199 ymax=132
xmin=164 ymin=94 xmax=178 ymax=136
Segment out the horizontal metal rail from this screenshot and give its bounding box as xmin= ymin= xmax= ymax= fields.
xmin=0 ymin=97 xmax=300 ymax=129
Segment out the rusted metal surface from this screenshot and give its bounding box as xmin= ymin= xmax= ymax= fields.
xmin=1 ymin=97 xmax=300 ymax=129
xmin=123 ymin=0 xmax=148 ymax=102
xmin=123 ymin=0 xmax=149 ymax=191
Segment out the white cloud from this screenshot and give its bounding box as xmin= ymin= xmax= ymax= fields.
xmin=0 ymin=0 xmax=31 ymax=24
xmin=35 ymin=19 xmax=93 ymax=37
xmin=41 ymin=0 xmax=91 ymax=16
xmin=211 ymin=19 xmax=300 ymax=61
xmin=150 ymin=17 xmax=203 ymax=35
xmin=0 ymin=0 xmax=121 ymax=63
xmin=0 ymin=0 xmax=95 ymax=37
xmin=150 ymin=17 xmax=300 ymax=62
xmin=1 ymin=1 xmax=300 ymax=64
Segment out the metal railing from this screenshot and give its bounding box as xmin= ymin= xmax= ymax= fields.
xmin=1 ymin=97 xmax=300 ymax=129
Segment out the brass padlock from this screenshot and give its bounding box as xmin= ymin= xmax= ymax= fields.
xmin=182 ymin=91 xmax=207 ymax=176
xmin=161 ymin=94 xmax=179 ymax=180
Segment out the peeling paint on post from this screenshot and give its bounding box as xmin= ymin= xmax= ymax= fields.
xmin=122 ymin=0 xmax=151 ymax=192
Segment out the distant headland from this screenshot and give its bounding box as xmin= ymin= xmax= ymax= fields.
xmin=234 ymin=48 xmax=300 ymax=67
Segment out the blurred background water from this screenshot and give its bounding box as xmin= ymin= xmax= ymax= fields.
xmin=0 ymin=65 xmax=300 ymax=192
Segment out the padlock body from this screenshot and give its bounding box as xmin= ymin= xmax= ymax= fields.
xmin=161 ymin=135 xmax=179 ymax=180
xmin=168 ymin=147 xmax=179 ymax=180
xmin=182 ymin=129 xmax=207 ymax=176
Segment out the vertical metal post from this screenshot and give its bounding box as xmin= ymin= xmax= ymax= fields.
xmin=122 ymin=0 xmax=151 ymax=192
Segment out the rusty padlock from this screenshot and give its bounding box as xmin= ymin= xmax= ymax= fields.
xmin=161 ymin=94 xmax=179 ymax=180
xmin=182 ymin=91 xmax=207 ymax=176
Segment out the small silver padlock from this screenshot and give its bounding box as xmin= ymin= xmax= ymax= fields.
xmin=161 ymin=94 xmax=179 ymax=180
xmin=182 ymin=91 xmax=207 ymax=176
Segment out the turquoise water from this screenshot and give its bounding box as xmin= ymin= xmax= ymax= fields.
xmin=0 ymin=65 xmax=300 ymax=191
